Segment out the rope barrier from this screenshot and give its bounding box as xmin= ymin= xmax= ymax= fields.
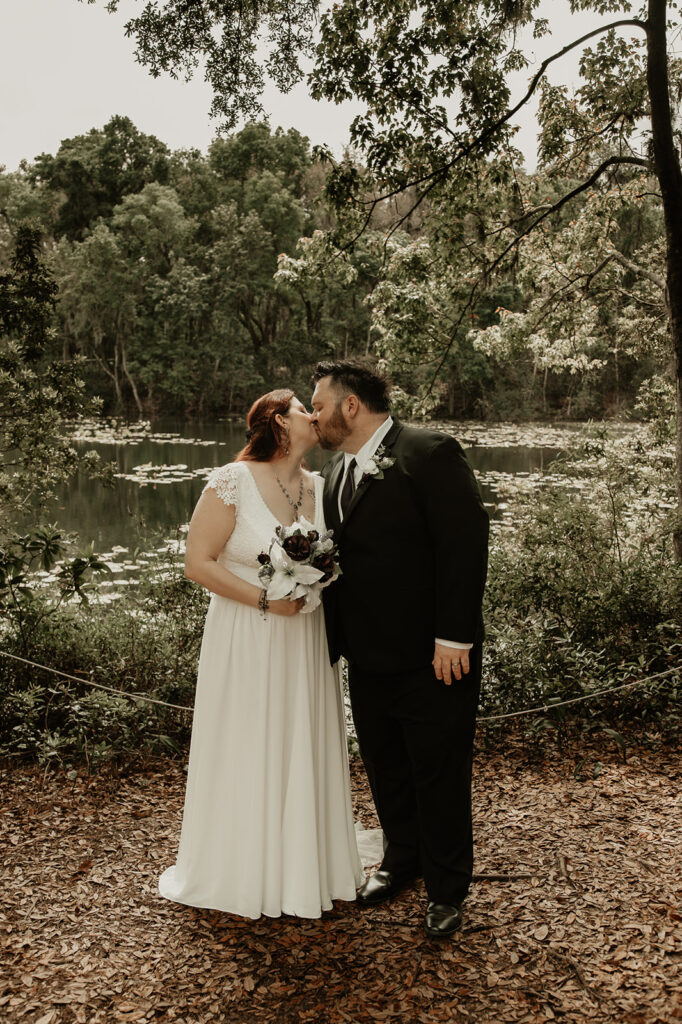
xmin=0 ymin=649 xmax=678 ymax=722
xmin=0 ymin=651 xmax=190 ymax=711
xmin=476 ymin=666 xmax=678 ymax=722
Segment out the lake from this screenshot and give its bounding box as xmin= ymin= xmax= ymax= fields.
xmin=44 ymin=418 xmax=603 ymax=563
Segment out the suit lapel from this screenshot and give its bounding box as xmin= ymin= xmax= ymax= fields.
xmin=339 ymin=420 xmax=404 ymax=535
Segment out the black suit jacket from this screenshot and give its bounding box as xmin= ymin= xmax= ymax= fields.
xmin=321 ymin=420 xmax=489 ymax=673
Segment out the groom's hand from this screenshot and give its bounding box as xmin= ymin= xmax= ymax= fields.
xmin=432 ymin=644 xmax=470 ymax=686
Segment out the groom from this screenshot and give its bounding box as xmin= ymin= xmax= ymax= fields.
xmin=311 ymin=361 xmax=489 ymax=938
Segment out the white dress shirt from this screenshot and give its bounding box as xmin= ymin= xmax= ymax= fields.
xmin=338 ymin=417 xmax=471 ymax=652
xmin=337 ymin=416 xmax=394 ymax=519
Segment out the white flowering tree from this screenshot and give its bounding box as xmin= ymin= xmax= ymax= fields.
xmin=275 ymin=229 xmax=383 ymax=360
xmin=469 ymin=178 xmax=669 ymax=413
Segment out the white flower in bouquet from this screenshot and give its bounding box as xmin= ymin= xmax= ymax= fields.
xmin=257 ymin=517 xmax=342 ymax=613
xmin=266 ymin=544 xmax=325 ymax=601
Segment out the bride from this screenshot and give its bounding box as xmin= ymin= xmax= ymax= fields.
xmin=159 ymin=389 xmax=364 ymax=919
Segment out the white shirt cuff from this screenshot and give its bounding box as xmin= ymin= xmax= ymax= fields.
xmin=435 ymin=638 xmax=473 ymax=650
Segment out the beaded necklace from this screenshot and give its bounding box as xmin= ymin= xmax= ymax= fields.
xmin=273 ymin=470 xmax=305 ymax=520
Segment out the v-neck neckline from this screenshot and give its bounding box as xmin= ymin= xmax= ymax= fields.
xmin=242 ymin=462 xmax=318 ymax=528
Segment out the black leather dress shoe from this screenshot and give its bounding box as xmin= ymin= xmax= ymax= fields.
xmin=357 ymin=870 xmax=414 ymax=906
xmin=424 ymin=902 xmax=462 ymax=938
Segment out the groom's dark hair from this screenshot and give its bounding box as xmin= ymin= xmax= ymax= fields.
xmin=313 ymin=360 xmax=391 ymax=414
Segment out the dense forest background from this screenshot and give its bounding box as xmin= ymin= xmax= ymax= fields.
xmin=0 ymin=114 xmax=670 ymax=421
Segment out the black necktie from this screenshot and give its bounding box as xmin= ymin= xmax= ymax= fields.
xmin=340 ymin=458 xmax=357 ymax=518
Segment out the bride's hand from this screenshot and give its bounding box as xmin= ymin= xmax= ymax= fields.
xmin=268 ymin=596 xmax=306 ymax=616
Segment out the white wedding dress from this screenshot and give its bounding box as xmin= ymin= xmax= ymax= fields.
xmin=159 ymin=461 xmax=365 ymax=919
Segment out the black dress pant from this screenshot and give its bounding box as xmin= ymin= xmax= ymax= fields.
xmin=348 ymin=645 xmax=481 ymax=905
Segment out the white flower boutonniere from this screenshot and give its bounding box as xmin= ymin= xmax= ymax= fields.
xmin=360 ymin=444 xmax=396 ymax=484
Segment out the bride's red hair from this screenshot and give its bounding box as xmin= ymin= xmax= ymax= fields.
xmin=235 ymin=389 xmax=295 ymax=462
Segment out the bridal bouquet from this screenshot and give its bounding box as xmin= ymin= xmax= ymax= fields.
xmin=257 ymin=519 xmax=341 ymax=613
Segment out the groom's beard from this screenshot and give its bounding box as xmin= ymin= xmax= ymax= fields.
xmin=315 ymin=404 xmax=352 ymax=450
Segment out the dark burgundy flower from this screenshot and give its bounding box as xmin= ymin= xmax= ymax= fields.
xmin=307 ymin=529 xmax=319 ymax=543
xmin=257 ymin=552 xmax=270 ymax=566
xmin=283 ymin=533 xmax=311 ymax=561
xmin=313 ymin=551 xmax=336 ymax=582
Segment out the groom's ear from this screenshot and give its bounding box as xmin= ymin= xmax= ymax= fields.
xmin=344 ymin=394 xmax=360 ymax=418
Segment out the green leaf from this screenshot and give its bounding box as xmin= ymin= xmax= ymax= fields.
xmin=602 ymin=726 xmax=627 ymax=762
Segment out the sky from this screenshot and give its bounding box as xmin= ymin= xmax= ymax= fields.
xmin=1 ymin=0 xmax=610 ymax=173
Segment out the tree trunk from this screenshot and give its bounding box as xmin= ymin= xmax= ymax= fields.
xmin=111 ymin=335 xmax=123 ymax=409
xmin=88 ymin=329 xmax=122 ymax=408
xmin=118 ymin=337 xmax=144 ymax=416
xmin=543 ymin=367 xmax=549 ymax=414
xmin=647 ymin=0 xmax=682 ymax=559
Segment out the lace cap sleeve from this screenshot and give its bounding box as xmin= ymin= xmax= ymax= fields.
xmin=203 ymin=462 xmax=241 ymax=510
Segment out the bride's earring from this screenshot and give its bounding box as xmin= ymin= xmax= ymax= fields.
xmin=283 ymin=426 xmax=290 ymax=456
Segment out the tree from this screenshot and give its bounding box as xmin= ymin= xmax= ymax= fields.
xmin=31 ymin=115 xmax=170 ymax=240
xmin=470 ymin=175 xmax=669 ymax=416
xmin=208 ymin=123 xmax=311 ymax=196
xmin=54 ymin=183 xmax=195 ymax=413
xmin=275 ymin=229 xmax=373 ymax=359
xmin=0 ymin=168 xmax=60 ymax=266
xmin=47 ymin=121 xmax=332 ymax=415
xmin=0 ymin=226 xmax=106 ymax=531
xmin=209 ymin=201 xmax=286 ymax=378
xmin=87 ymin=2 xmax=318 ymax=129
xmin=208 ymin=171 xmax=306 ymax=379
xmin=55 ymin=221 xmax=138 ymax=410
xmin=93 ymin=0 xmax=682 ymax=553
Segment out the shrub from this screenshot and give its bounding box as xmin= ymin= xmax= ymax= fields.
xmin=0 ymin=550 xmax=208 ymax=768
xmin=481 ymin=428 xmax=681 ymax=745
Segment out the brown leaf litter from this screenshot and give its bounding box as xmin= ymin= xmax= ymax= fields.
xmin=1 ymin=743 xmax=680 ymax=1024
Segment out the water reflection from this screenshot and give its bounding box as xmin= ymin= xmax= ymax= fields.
xmin=467 ymin=446 xmax=559 ymax=515
xmin=42 ymin=419 xmax=560 ymax=553
xmin=466 ymin=445 xmax=556 ymax=476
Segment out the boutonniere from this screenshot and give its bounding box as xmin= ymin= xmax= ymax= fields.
xmin=360 ymin=445 xmax=396 ymax=484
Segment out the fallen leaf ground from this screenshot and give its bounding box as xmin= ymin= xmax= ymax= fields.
xmin=2 ymin=741 xmax=680 ymax=1024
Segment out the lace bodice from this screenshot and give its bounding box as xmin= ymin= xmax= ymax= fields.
xmin=203 ymin=462 xmax=326 ymax=586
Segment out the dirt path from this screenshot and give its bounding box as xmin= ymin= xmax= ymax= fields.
xmin=2 ymin=745 xmax=680 ymax=1024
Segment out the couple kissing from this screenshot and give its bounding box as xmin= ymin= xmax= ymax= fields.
xmin=159 ymin=360 xmax=489 ymax=939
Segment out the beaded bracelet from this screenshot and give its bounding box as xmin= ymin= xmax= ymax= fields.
xmin=257 ymin=588 xmax=269 ymax=618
